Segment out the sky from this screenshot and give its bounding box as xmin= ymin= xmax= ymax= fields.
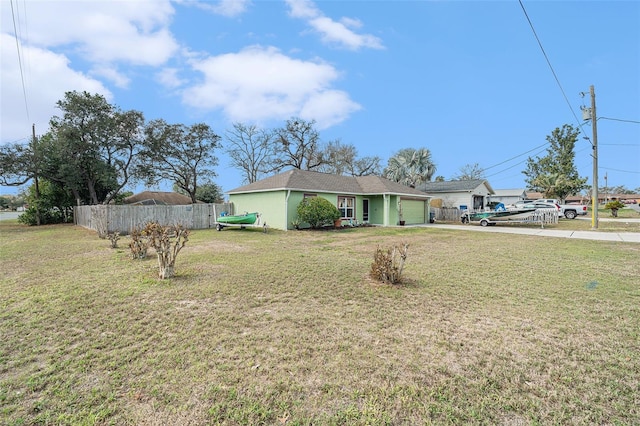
xmin=1 ymin=0 xmax=639 ymax=198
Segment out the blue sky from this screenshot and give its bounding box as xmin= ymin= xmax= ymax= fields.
xmin=2 ymin=0 xmax=639 ymax=197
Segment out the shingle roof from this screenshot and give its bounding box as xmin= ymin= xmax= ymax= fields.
xmin=418 ymin=179 xmax=494 ymax=194
xmin=228 ymin=169 xmax=430 ymax=198
xmin=124 ymin=191 xmax=193 ymax=205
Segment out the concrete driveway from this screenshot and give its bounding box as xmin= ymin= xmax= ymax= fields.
xmin=421 ymin=217 xmax=640 ymax=243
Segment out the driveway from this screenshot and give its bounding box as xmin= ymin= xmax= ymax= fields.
xmin=420 ymin=218 xmax=640 ymax=243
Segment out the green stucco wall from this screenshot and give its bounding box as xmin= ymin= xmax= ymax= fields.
xmin=229 ymin=191 xmax=429 ymax=230
xmin=228 ymin=191 xmax=286 ymax=230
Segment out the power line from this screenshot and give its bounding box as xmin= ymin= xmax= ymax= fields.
xmin=517 ymin=0 xmax=591 ymax=144
xmin=10 ymin=0 xmax=30 ymax=124
xmin=599 ymin=117 xmax=640 ymax=124
xmin=481 ymin=142 xmax=549 ymax=173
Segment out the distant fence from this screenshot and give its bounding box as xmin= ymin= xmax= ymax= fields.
xmin=74 ymin=203 xmax=233 ymax=235
xmin=432 ymin=207 xmax=464 ymax=222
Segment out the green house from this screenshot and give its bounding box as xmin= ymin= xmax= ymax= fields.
xmin=227 ymin=169 xmax=432 ymax=230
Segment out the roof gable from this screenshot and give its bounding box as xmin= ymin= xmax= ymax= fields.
xmin=419 ymin=179 xmax=495 ymax=194
xmin=124 ymin=191 xmax=193 ymax=205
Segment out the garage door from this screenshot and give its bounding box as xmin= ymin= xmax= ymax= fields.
xmin=402 ymin=199 xmax=425 ymax=224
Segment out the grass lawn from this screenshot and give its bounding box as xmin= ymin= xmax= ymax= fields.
xmin=1 ymin=220 xmax=638 ymax=425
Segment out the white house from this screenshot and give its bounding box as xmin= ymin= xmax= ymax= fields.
xmin=491 ymin=189 xmax=528 ymax=206
xmin=419 ymin=180 xmax=495 ymax=211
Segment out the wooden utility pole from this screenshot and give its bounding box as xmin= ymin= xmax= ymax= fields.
xmin=32 ymin=124 xmax=41 ymax=226
xmin=590 ymin=85 xmax=598 ymax=229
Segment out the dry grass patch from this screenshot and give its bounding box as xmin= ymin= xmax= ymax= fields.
xmin=0 ymin=222 xmax=638 ymax=425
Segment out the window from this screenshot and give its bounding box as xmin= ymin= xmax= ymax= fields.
xmin=337 ymin=196 xmax=355 ymax=219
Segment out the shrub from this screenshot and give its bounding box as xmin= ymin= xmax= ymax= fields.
xmin=17 ymin=206 xmax=65 ymax=226
xmin=296 ymin=197 xmax=341 ymax=229
xmin=107 ymin=232 xmax=120 ymax=248
xmin=370 ymin=243 xmax=409 ymax=284
xmin=128 ymin=228 xmax=149 ymax=259
xmin=604 ymin=200 xmax=625 ymax=217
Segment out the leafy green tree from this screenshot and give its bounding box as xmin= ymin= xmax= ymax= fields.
xmin=18 ymin=179 xmax=75 ymax=225
xmin=523 ymin=124 xmax=588 ymax=201
xmin=143 ymin=120 xmax=221 ymax=203
xmin=383 ymin=148 xmax=436 ymax=187
xmin=0 ymin=196 xmax=9 ymax=209
xmin=45 ymin=91 xmax=146 ymax=205
xmin=296 ymin=197 xmax=341 ymax=229
xmin=174 ymin=181 xmax=224 ymax=203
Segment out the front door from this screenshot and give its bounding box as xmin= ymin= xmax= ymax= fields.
xmin=363 ymin=199 xmax=369 ymax=222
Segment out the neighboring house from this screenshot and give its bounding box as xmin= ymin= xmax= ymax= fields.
xmin=418 ymin=179 xmax=495 ymax=211
xmin=123 ymin=191 xmax=194 ymax=205
xmin=491 ymin=188 xmax=528 ymax=206
xmin=226 ymin=169 xmax=432 ymax=230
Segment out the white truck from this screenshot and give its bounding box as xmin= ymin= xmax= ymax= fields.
xmin=533 ymin=199 xmax=588 ymax=219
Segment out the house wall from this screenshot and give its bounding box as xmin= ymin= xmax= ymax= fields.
xmin=434 ymin=183 xmax=493 ymax=211
xmin=437 ymin=193 xmax=473 ymax=210
xmin=230 ymin=191 xmax=428 ymax=230
xmin=367 ymin=195 xmax=387 ymax=225
xmin=229 ymin=191 xmax=286 ymax=230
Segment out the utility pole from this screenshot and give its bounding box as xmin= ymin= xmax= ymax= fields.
xmin=32 ymin=124 xmax=41 ymax=226
xmin=590 ymin=85 xmax=598 ymax=229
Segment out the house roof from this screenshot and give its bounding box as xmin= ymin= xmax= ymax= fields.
xmin=492 ymin=188 xmax=527 ymax=197
xmin=228 ymin=169 xmax=431 ymax=198
xmin=418 ymin=179 xmax=495 ymax=195
xmin=124 ymin=191 xmax=193 ymax=205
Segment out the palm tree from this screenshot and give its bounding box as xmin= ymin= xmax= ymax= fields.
xmin=383 ymin=148 xmax=436 ymax=187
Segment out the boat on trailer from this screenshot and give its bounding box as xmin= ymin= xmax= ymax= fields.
xmin=215 ymin=212 xmax=262 ymax=231
xmin=461 ymin=209 xmax=541 ymax=226
xmin=461 ymin=203 xmax=558 ymax=227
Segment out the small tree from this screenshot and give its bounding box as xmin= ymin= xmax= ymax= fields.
xmin=296 ymin=197 xmax=341 ymax=229
xmin=143 ymin=222 xmax=189 ymax=279
xmin=604 ymin=200 xmax=625 ymax=217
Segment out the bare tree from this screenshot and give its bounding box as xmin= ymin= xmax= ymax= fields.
xmin=273 ymin=117 xmax=326 ymax=171
xmin=225 ymin=123 xmax=275 ymax=183
xmin=319 ymin=140 xmax=381 ymax=176
xmin=454 ymin=163 xmax=485 ymax=181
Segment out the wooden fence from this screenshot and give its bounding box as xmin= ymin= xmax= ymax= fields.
xmin=74 ymin=203 xmax=233 ymax=235
xmin=432 ymin=207 xmax=464 ymax=222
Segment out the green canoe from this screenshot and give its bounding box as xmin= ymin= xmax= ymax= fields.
xmin=217 ymin=212 xmax=259 ymax=225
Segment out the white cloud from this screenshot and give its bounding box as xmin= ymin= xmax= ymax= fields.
xmin=1 ymin=1 xmax=178 ymax=66
xmin=156 ymin=68 xmax=187 ymax=89
xmin=1 ymin=34 xmax=111 ymax=144
xmin=182 ymin=0 xmax=252 ymax=17
xmin=285 ymin=0 xmax=384 ymax=50
xmin=182 ymin=45 xmax=361 ymax=128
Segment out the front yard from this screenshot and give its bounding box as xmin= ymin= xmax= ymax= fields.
xmin=1 ymin=221 xmax=638 ymax=424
